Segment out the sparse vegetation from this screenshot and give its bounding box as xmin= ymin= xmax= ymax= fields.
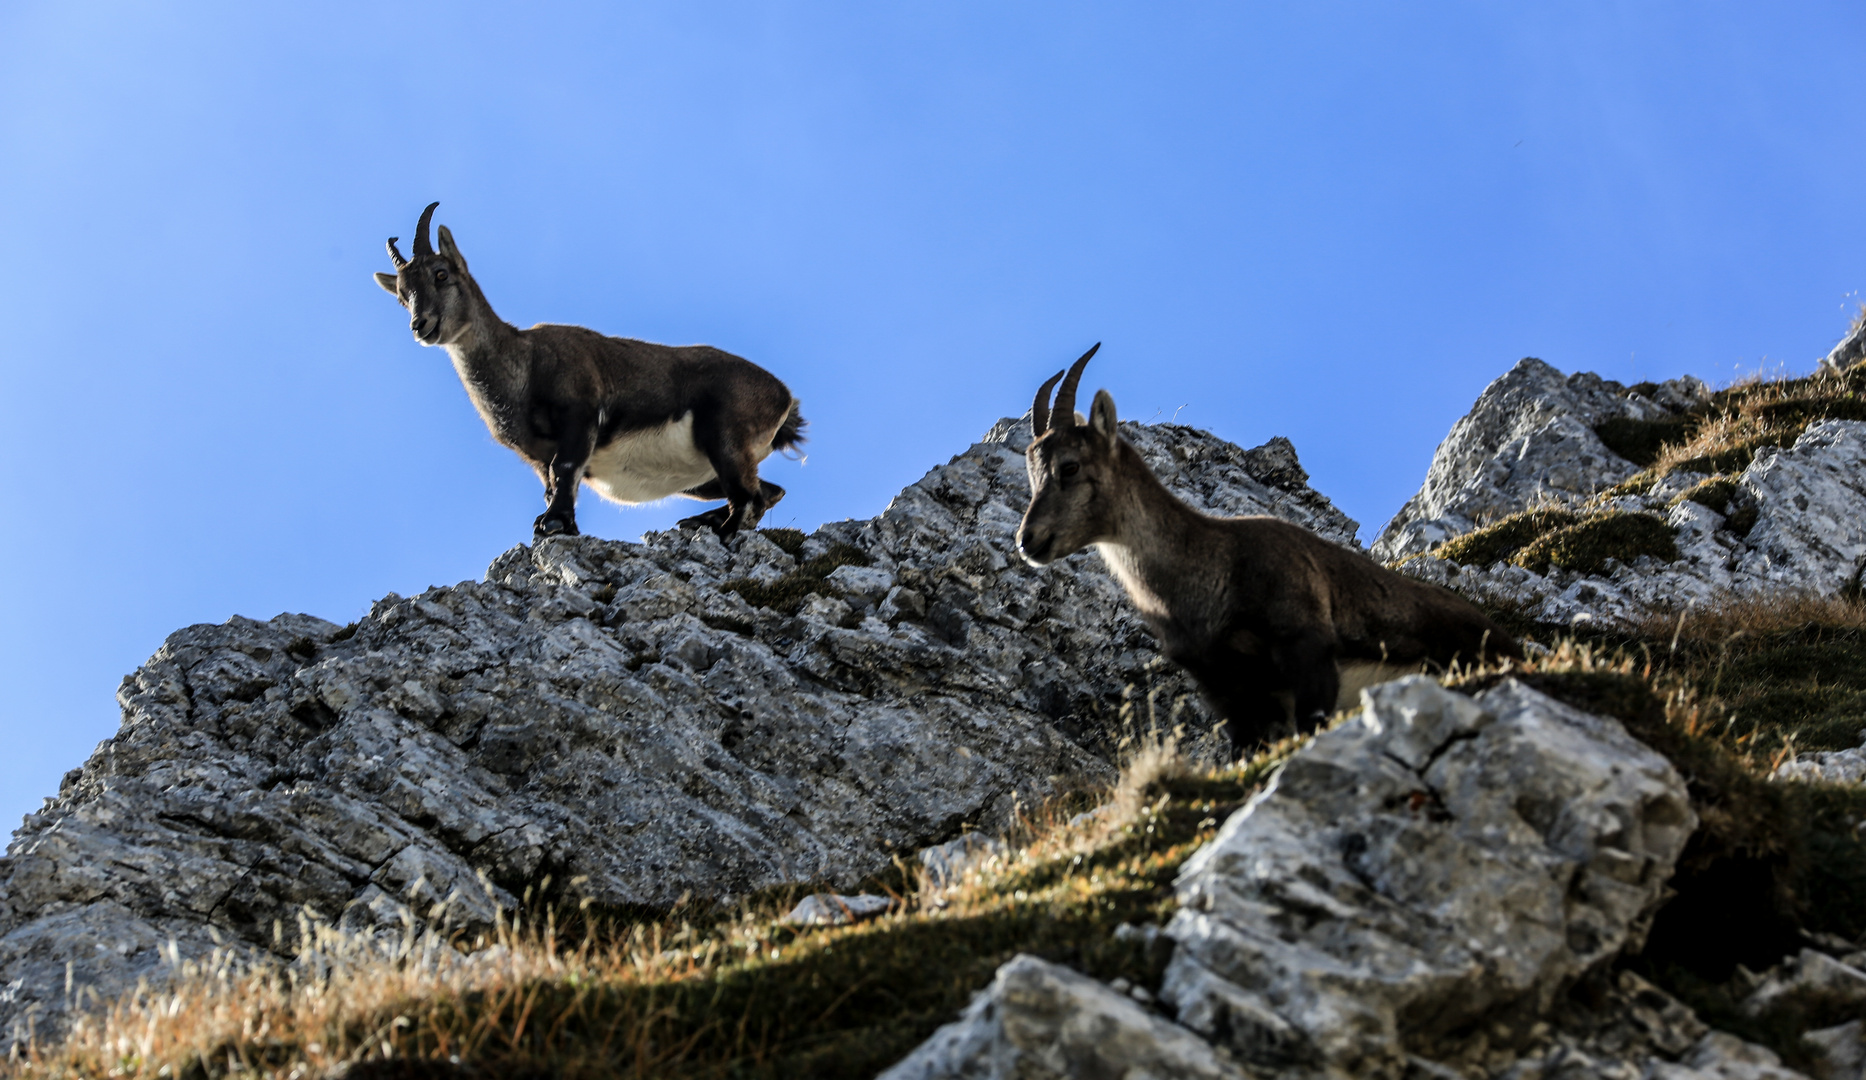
xmin=1425 ymin=507 xmax=1579 ymax=568
xmin=15 ymin=588 xmax=1866 ymax=1079
xmin=1509 ymin=511 xmax=1679 ymax=575
xmin=1623 ymin=367 xmax=1866 ymax=484
xmin=6 ymin=738 xmax=1294 ymax=1080
xmin=718 ymin=542 xmax=873 ymax=615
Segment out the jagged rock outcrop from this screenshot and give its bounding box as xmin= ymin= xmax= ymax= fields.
xmin=1373 ymin=358 xmax=1708 ymax=562
xmin=1372 ymin=356 xmax=1866 ymax=626
xmin=882 ymin=678 xmax=1824 ymax=1079
xmin=0 ymin=417 xmax=1356 ymax=1046
xmin=1403 ymin=419 xmax=1866 ymax=626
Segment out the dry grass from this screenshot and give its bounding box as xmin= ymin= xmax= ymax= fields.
xmin=4 ymin=740 xmax=1286 ymax=1080
xmin=19 ymin=579 xmax=1866 ymax=1078
xmin=1634 ymin=591 xmax=1866 ymax=648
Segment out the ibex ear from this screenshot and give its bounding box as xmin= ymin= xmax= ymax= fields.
xmin=1090 ymin=389 xmax=1118 ymax=440
xmin=374 ymin=271 xmax=400 ymax=295
xmin=436 ymin=225 xmax=467 ymax=271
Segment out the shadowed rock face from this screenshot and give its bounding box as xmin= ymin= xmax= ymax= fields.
xmin=880 ymin=680 xmax=1808 ymax=1080
xmin=0 ymin=417 xmax=1353 ymax=1046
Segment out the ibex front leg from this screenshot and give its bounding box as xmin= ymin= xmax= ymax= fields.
xmin=534 ymin=407 xmax=597 ymax=540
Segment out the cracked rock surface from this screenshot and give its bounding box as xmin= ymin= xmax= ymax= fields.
xmin=881 ymin=678 xmax=1773 ymax=1080
xmin=0 ymin=416 xmax=1354 ymax=1046
xmin=1402 ymin=419 xmax=1866 ymax=627
xmin=1373 ymin=358 xmax=1703 ymax=562
xmin=1373 ymin=356 xmax=1866 ymax=627
xmin=1163 ymin=677 xmax=1696 ymax=1076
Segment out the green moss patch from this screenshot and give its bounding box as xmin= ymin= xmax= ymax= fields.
xmin=1510 ymin=512 xmax=1678 ymax=575
xmin=720 ymin=543 xmax=875 ymax=615
xmin=760 ymin=528 xmax=807 ymax=556
xmin=1427 ymin=508 xmax=1580 ymax=568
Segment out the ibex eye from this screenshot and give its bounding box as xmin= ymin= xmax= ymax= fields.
xmin=435 ymin=270 xmax=449 ymax=283
xmin=1060 ymin=462 xmax=1080 ymax=478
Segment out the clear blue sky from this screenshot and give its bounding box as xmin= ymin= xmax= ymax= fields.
xmin=3 ymin=2 xmax=1863 ymax=830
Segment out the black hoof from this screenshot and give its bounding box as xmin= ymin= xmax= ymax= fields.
xmin=533 ymin=514 xmax=578 ymax=539
xmin=676 ymin=508 xmax=732 ymax=532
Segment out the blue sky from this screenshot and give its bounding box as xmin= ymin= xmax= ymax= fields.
xmin=2 ymin=2 xmax=1863 ymax=829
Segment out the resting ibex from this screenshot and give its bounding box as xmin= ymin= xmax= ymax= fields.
xmin=374 ymin=202 xmax=804 ymax=539
xmin=1017 ymin=346 xmax=1520 ymax=753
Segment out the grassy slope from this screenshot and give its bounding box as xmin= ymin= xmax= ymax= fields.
xmin=18 ymin=368 xmax=1866 ymax=1079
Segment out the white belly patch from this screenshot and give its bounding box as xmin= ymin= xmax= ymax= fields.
xmin=584 ymin=412 xmax=721 ymax=505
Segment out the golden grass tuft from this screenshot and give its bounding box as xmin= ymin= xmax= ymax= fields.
xmin=6 ymin=741 xmax=1284 ymax=1080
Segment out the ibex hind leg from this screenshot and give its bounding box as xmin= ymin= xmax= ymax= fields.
xmin=1178 ymin=651 xmax=1292 ymax=760
xmin=674 ymin=479 xmax=785 ymax=534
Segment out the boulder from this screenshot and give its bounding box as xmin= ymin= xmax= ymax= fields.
xmin=882 ymin=678 xmax=1714 ymax=1080
xmin=876 ymin=954 xmax=1247 ymax=1080
xmin=1162 ymin=677 xmax=1695 ymax=1076
xmin=0 ymin=417 xmax=1354 ymax=1046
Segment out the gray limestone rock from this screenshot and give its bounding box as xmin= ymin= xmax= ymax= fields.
xmin=881 ymin=679 xmax=1711 ymax=1080
xmin=783 ymin=892 xmax=894 ymax=926
xmin=1161 ymin=677 xmax=1695 ymax=1077
xmin=918 ymin=833 xmax=1006 ymax=889
xmin=876 ymin=953 xmax=1247 ymax=1080
xmin=0 ymin=416 xmax=1355 ymax=1046
xmin=1397 ymin=415 xmax=1866 ymax=628
xmin=1374 ymin=359 xmax=1695 ymax=561
xmin=1736 ymin=421 xmax=1866 ymax=593
xmin=1774 ymin=730 xmax=1866 ymax=785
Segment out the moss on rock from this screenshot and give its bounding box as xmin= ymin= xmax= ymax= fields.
xmin=1427 ymin=508 xmax=1580 ymax=568
xmin=1510 ymin=512 xmax=1678 ymax=575
xmin=721 ymin=542 xmax=874 ymax=614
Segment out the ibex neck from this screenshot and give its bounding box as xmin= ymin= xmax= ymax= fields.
xmin=1094 ymin=440 xmax=1221 ymax=618
xmin=443 ymin=287 xmax=521 ymax=376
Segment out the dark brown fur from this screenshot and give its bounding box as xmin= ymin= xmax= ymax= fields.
xmin=375 ymin=203 xmax=803 ymax=539
xmin=1017 ymin=348 xmax=1519 ymax=755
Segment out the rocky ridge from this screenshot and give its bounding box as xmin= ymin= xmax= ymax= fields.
xmin=0 ymin=416 xmax=1357 ymax=1047
xmin=1382 ymin=358 xmax=1866 ymax=626
xmin=12 ymin=353 xmax=1866 ymax=1076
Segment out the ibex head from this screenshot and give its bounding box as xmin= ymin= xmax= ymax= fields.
xmin=1017 ymin=343 xmax=1123 ymax=566
xmin=373 ymin=202 xmax=475 ymax=346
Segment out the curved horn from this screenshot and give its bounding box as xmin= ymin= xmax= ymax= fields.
xmin=1050 ymin=342 xmax=1101 ymax=429
xmin=386 ymin=237 xmax=407 ymax=268
xmin=1031 ymin=369 xmax=1065 ymax=436
xmin=412 ymin=201 xmax=439 ymax=257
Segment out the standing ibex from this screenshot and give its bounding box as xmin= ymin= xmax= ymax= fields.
xmin=374 ymin=202 xmax=804 ymax=539
xmin=1018 ymin=346 xmax=1520 ymax=753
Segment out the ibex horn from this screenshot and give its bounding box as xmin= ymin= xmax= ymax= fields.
xmin=1050 ymin=342 xmax=1101 ymax=429
xmin=412 ymin=201 xmax=439 ymax=257
xmin=1031 ymin=370 xmax=1065 ymax=436
xmin=386 ymin=237 xmax=408 ymax=268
